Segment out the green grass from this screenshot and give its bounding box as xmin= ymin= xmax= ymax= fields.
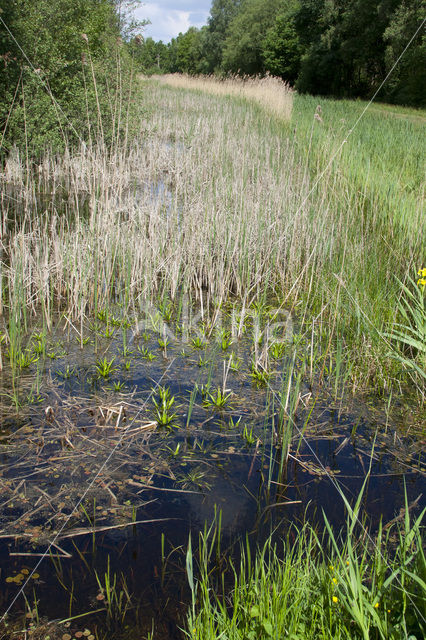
xmin=185 ymin=487 xmax=425 ymax=640
xmin=292 ymin=94 xmax=425 ymax=238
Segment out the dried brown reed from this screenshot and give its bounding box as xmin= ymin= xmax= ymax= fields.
xmin=155 ymin=72 xmax=294 ymax=121
xmin=0 ymin=84 xmax=310 ymax=327
xmin=0 ymin=81 xmax=421 ymax=394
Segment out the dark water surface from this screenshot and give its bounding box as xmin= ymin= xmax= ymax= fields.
xmin=0 ymin=321 xmax=424 ymax=638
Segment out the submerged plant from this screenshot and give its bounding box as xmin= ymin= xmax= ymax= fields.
xmin=165 ymin=442 xmax=181 ymax=458
xmin=152 ymin=385 xmax=178 ymax=427
xmin=270 ymin=341 xmax=286 ymax=359
xmin=228 ymin=353 xmax=241 ymax=371
xmin=137 ymin=345 xmax=150 ymax=358
xmin=249 ymin=364 xmax=271 ymax=386
xmin=26 ymin=391 xmax=44 ymax=404
xmin=94 ymin=557 xmax=132 ymax=628
xmin=31 ymin=336 xmax=47 ymax=356
xmin=95 ymin=357 xmax=117 ymax=379
xmin=242 ymin=424 xmax=256 ymax=446
xmin=191 ymin=336 xmax=206 ymax=350
xmin=203 ymin=387 xmax=232 ymax=410
xmin=17 ymin=350 xmax=39 ymax=369
xmin=158 ymin=336 xmax=170 ymax=349
xmin=97 ymin=309 xmax=108 ymax=323
xmin=178 ymin=466 xmax=211 ymax=491
xmin=159 ymin=300 xmax=173 ymax=322
xmin=119 ymin=346 xmax=134 ymax=357
xmin=218 ymin=329 xmax=232 ymax=351
xmin=56 ymin=365 xmax=76 ymax=379
xmin=102 ymin=326 xmax=116 ymax=339
xmin=111 ymin=315 xmax=123 ymax=327
xmin=228 ymin=415 xmax=242 ymax=429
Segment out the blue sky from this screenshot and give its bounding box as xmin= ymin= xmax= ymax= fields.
xmin=134 ymin=1 xmax=211 ymax=43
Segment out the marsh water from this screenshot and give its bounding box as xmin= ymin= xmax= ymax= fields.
xmin=0 ymin=311 xmax=424 ymax=638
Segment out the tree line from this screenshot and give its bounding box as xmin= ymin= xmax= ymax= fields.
xmin=134 ymin=0 xmax=425 ymax=107
xmin=0 ymin=0 xmax=424 ymax=157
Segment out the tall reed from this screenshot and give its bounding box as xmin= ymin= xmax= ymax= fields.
xmin=0 ymin=80 xmax=423 ymax=395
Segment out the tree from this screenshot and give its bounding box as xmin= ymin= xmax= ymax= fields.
xmin=130 ymin=36 xmax=169 ymax=74
xmin=262 ymin=1 xmax=303 ymax=83
xmin=204 ymin=0 xmax=242 ymax=71
xmin=0 ymin=0 xmax=141 ymax=155
xmin=222 ymin=0 xmax=282 ymax=74
xmin=295 ymin=0 xmax=402 ymax=98
xmin=383 ymin=0 xmax=426 ymax=106
xmin=113 ymin=0 xmax=150 ymax=40
xmin=169 ymin=27 xmax=203 ymax=75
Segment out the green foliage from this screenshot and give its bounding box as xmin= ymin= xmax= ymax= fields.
xmin=169 ymin=27 xmax=204 ymax=75
xmin=203 ymin=387 xmax=232 ymax=409
xmin=262 ymin=3 xmax=303 ymax=83
xmin=292 ymin=0 xmax=425 ymax=103
xmin=185 ymin=487 xmax=426 ymax=639
xmin=0 ymin=0 xmax=144 ymax=155
xmin=383 ymin=272 xmax=426 ymax=380
xmin=113 ymin=0 xmax=149 ymax=40
xmin=249 ymin=364 xmax=271 ymax=386
xmin=222 ymin=0 xmax=281 ymax=74
xmin=145 ymin=0 xmax=425 ymax=106
xmin=95 ymin=357 xmax=117 ymax=379
xmin=204 ymin=0 xmax=242 ymax=71
xmin=383 ymin=0 xmax=426 ymax=106
xmin=218 ymin=329 xmax=232 ymax=351
xmin=130 ymin=36 xmax=169 ymax=74
xmin=152 ymin=385 xmax=177 ymax=427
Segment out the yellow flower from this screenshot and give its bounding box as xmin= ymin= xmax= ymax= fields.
xmin=374 ymin=602 xmax=379 ymax=609
xmin=329 ymin=564 xmax=334 ymax=571
xmin=417 ymin=268 xmax=426 ymax=290
xmin=332 ymin=596 xmax=338 ymax=603
xmin=418 ymin=277 xmax=426 ymax=290
xmin=332 ymin=577 xmax=338 ymax=584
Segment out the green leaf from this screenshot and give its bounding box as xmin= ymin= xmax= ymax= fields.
xmin=262 ymin=620 xmax=273 ymax=636
xmin=249 ymin=605 xmax=260 ymax=618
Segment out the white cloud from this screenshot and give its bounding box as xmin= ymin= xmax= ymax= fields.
xmin=134 ymin=2 xmax=210 ymax=42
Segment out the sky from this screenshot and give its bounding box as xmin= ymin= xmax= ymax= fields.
xmin=134 ymin=1 xmax=211 ymax=43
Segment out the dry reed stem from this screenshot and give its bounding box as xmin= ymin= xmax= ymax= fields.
xmin=154 ymin=72 xmax=294 ymax=121
xmin=0 ymin=82 xmax=419 ymax=353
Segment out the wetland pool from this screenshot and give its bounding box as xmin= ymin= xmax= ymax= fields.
xmin=0 ymin=311 xmax=424 ymax=638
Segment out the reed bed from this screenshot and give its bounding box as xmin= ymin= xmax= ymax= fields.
xmin=155 ymin=72 xmax=294 ymax=121
xmin=0 ymin=81 xmax=424 ymax=395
